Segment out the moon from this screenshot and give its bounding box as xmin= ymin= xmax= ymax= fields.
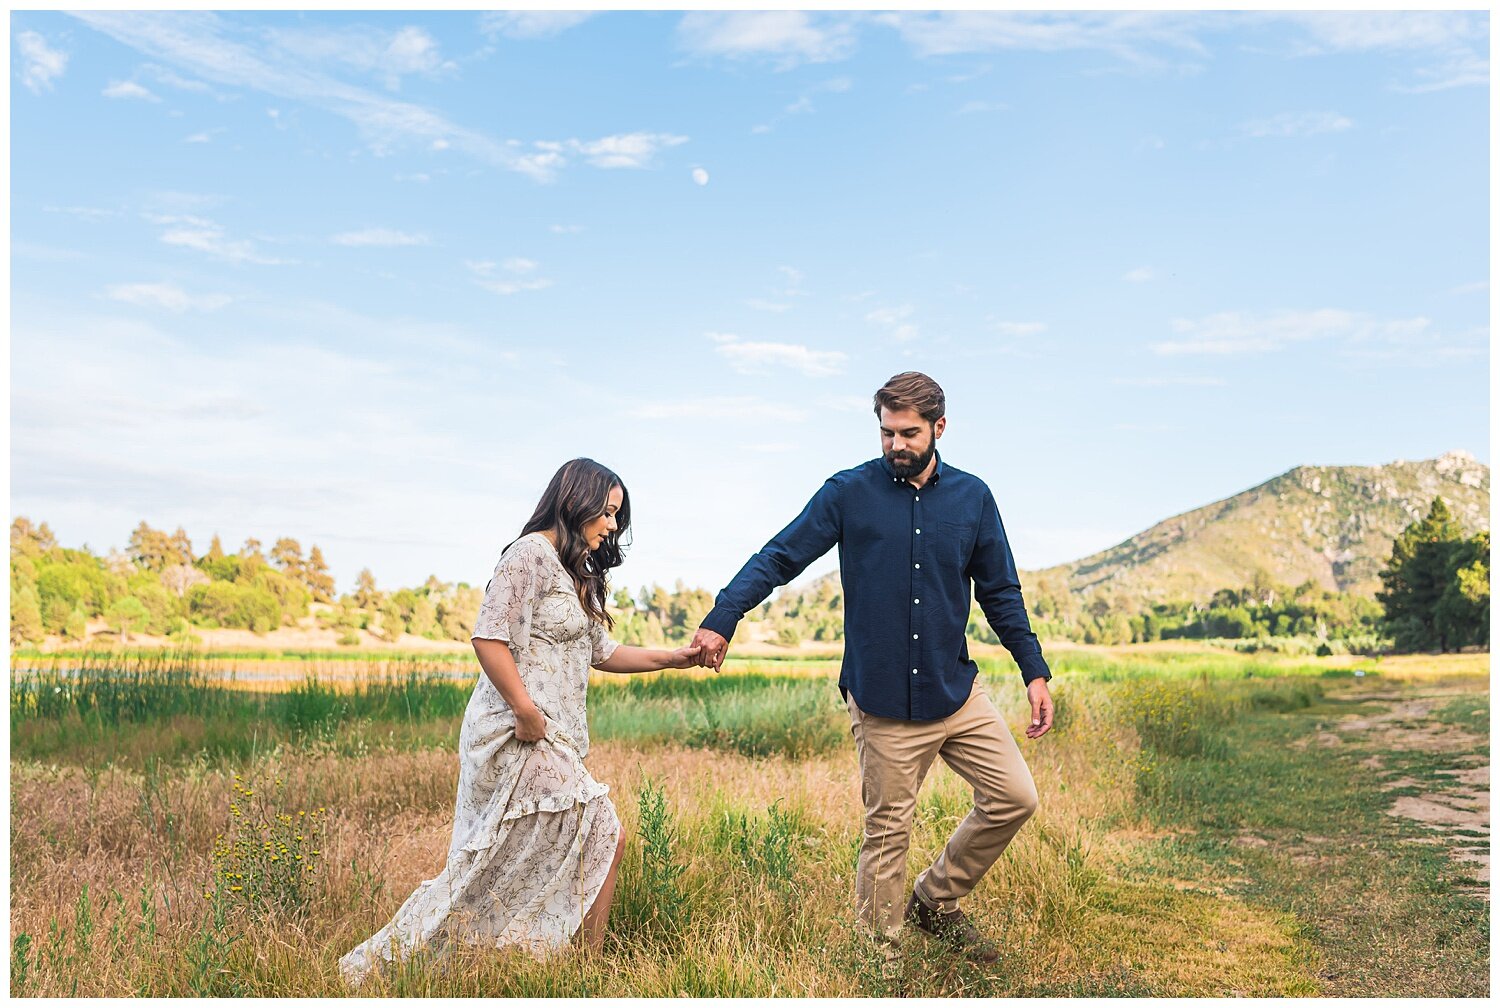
xmin=691 ymin=167 xmax=709 ymax=186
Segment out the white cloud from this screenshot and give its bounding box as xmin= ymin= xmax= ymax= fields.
xmin=103 ymin=80 xmax=160 ymax=102
xmin=745 ymin=299 xmax=791 ymax=313
xmin=1393 ymin=52 xmax=1490 ymax=93
xmin=865 ymin=303 xmax=921 ymax=342
xmin=104 ymin=282 xmax=232 ymax=313
xmin=183 ymin=128 xmax=227 ymax=144
xmin=479 ymin=12 xmax=594 ymax=40
xmin=711 ymin=333 xmax=847 ymax=377
xmin=865 ymin=304 xmax=913 ymax=327
xmin=264 ymin=23 xmax=453 ymax=90
xmin=1277 ymin=11 xmax=1485 ymax=55
xmin=1240 ymin=111 xmax=1353 ymax=138
xmin=17 ymin=30 xmax=68 ymax=93
xmin=153 ymin=214 xmax=289 ymax=265
xmin=877 ymin=11 xmax=1209 ymax=66
xmin=550 ymin=224 xmax=585 ymax=234
xmin=67 ymin=12 xmax=628 ymax=183
xmin=1123 ymin=266 xmax=1156 ymax=283
xmin=678 ymin=11 xmax=859 ymax=67
xmin=955 ymin=100 xmax=1007 ymax=115
xmin=692 ymin=167 xmax=710 ymax=186
xmin=991 ymin=321 xmax=1047 ymax=337
xmin=1267 ymin=12 xmax=1488 ymax=92
xmin=331 ymin=228 xmax=430 ymax=247
xmin=1151 ymin=309 xmax=1443 ymax=356
xmin=570 ymin=132 xmax=689 ymax=169
xmin=143 ymin=63 xmax=212 ymax=93
xmin=467 ymin=258 xmax=552 ymax=295
xmin=1448 ymin=280 xmax=1488 ymax=295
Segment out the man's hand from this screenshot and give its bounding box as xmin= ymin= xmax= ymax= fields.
xmin=689 ymin=627 xmax=728 ymax=671
xmin=1024 ymin=679 xmax=1054 ymax=739
xmin=514 ymin=700 xmax=547 ymax=742
xmin=665 ymin=644 xmax=703 ymax=669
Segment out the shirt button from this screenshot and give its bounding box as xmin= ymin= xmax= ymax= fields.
xmin=912 ymin=634 xmax=919 ymax=640
xmin=915 ymin=496 xmax=920 ymax=501
xmin=914 ymin=563 xmax=920 ymax=569
xmin=911 ymin=668 xmax=918 ymax=675
xmin=915 ymin=528 xmax=921 ymax=534
xmin=914 ymin=598 xmax=920 ymax=604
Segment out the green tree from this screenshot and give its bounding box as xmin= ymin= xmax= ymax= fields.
xmin=10 ymin=585 xmax=43 ymax=644
xmin=128 ymin=521 xmax=190 ymax=571
xmin=1378 ymin=497 xmax=1470 ymax=652
xmin=353 ymin=568 xmax=382 ymax=609
xmin=1434 ymin=530 xmax=1489 ymax=650
xmin=304 ymin=545 xmax=336 ymax=602
xmin=270 ymin=537 xmax=304 ymax=578
xmin=63 ymin=608 xmax=88 ymax=642
xmin=11 ymin=517 xmax=57 ymax=558
xmin=106 ymin=596 xmax=151 ymax=642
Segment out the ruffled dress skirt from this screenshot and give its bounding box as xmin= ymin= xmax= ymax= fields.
xmin=338 ymin=730 xmax=620 ymax=985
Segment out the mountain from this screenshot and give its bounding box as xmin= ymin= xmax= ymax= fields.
xmin=1028 ymin=451 xmax=1489 ymax=604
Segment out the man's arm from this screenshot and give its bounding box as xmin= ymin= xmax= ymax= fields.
xmin=968 ymin=489 xmax=1054 ymax=737
xmin=968 ymin=489 xmax=1052 ymax=683
xmin=693 ymin=476 xmax=843 ymax=668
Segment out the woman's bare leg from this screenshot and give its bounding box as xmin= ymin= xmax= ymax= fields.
xmin=579 ymin=831 xmax=627 ymax=950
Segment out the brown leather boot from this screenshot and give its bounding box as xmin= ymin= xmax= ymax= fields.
xmin=904 ymin=891 xmax=999 ymax=964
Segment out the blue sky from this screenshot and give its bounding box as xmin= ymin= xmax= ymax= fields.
xmin=10 ymin=10 xmax=1491 ymax=599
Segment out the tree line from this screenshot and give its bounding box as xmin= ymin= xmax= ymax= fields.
xmin=8 ymin=499 xmax=1488 ymax=654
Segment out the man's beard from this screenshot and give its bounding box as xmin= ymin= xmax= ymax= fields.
xmin=887 ymin=440 xmax=935 ymax=478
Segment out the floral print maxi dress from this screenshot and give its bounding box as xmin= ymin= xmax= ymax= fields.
xmin=339 ymin=533 xmax=622 ymax=984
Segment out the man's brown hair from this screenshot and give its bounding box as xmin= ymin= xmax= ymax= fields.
xmin=873 ymin=371 xmax=946 ymax=424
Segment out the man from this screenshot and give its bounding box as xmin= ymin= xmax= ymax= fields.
xmin=691 ymin=371 xmax=1054 ymax=963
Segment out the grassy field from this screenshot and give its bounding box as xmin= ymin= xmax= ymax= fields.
xmin=9 ymin=645 xmax=1489 ymax=995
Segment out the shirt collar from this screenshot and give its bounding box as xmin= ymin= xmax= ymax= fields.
xmin=879 ymin=450 xmax=944 ymax=485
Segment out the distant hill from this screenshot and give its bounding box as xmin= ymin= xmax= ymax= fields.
xmin=1030 ymin=451 xmax=1489 ymax=604
xmin=777 ymin=451 xmax=1488 ymax=609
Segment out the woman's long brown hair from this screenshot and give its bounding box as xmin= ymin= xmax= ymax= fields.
xmin=510 ymin=458 xmax=630 ymax=629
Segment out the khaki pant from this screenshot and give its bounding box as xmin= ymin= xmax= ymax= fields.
xmin=846 ymin=681 xmax=1039 ymax=940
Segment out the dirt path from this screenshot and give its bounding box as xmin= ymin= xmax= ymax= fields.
xmin=1316 ymin=683 xmax=1489 ymax=900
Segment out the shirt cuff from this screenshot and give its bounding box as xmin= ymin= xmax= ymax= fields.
xmin=699 ymin=605 xmax=742 ymax=643
xmin=1016 ymin=652 xmax=1051 ymax=685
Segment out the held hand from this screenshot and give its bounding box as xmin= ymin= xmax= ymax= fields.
xmin=1025 ymin=679 xmax=1054 ymax=739
xmin=666 ymin=645 xmax=702 ymax=669
xmin=689 ymin=627 xmax=728 ymax=672
xmin=514 ymin=701 xmax=547 ymax=742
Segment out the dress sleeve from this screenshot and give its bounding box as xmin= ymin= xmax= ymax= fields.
xmin=471 ymin=538 xmax=548 ymax=647
xmin=588 ymin=618 xmax=620 ymax=666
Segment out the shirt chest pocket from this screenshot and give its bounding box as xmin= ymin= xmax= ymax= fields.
xmin=932 ymin=518 xmax=978 ymax=564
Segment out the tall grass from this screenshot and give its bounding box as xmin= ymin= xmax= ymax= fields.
xmin=12 ymin=649 xmax=1483 ymax=995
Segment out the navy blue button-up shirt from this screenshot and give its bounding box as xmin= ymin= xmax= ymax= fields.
xmin=699 ymin=453 xmax=1051 ymax=721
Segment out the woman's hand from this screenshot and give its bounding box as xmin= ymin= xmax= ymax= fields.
xmin=666 ymin=644 xmax=702 ymax=669
xmin=514 ymin=701 xmax=547 ymax=742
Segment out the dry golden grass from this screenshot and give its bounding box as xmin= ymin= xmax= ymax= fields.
xmin=10 ymin=661 xmax=1344 ymax=997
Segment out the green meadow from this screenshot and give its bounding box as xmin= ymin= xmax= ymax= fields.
xmin=9 ymin=646 xmax=1488 ymax=996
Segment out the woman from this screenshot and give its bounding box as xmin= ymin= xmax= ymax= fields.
xmin=339 ymin=458 xmax=701 ymax=983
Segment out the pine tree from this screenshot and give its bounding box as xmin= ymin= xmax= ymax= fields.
xmin=305 ymin=545 xmax=336 ymax=602
xmin=270 ymin=538 xmax=304 ymax=577
xmin=128 ymin=521 xmax=176 ymax=571
xmin=1377 ymin=497 xmax=1468 ymax=652
xmin=1434 ymin=530 xmax=1490 ymax=650
xmin=353 ymin=568 xmax=381 ymax=609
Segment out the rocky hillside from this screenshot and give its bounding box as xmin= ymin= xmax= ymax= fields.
xmin=1030 ymin=451 xmax=1489 ymax=603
